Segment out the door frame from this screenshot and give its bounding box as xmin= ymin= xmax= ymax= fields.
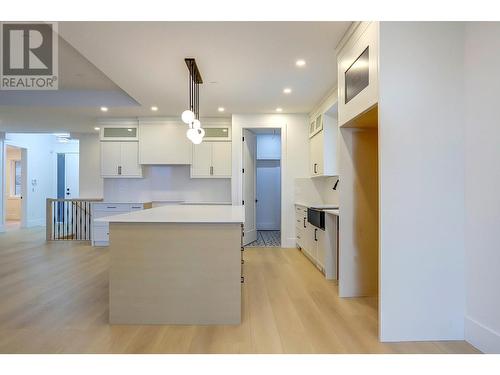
xmin=234 ymin=123 xmax=286 ymax=246
xmin=1 ymin=143 xmax=28 ymax=230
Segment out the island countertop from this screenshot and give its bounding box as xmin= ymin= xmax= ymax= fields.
xmin=96 ymin=204 xmax=245 ymax=224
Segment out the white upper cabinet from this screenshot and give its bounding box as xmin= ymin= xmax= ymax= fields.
xmin=309 ymin=114 xmax=323 ymax=138
xmin=191 ymin=142 xmax=212 ymax=177
xmin=337 ymin=22 xmax=379 ymax=127
xmin=138 ymin=120 xmax=192 ymax=165
xmin=191 ymin=141 xmax=232 ymax=179
xmin=101 ymin=141 xmax=143 ymax=178
xmin=211 ymin=142 xmax=232 ymax=177
xmin=309 ymin=113 xmax=339 ymax=177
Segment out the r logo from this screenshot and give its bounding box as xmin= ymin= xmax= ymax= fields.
xmin=0 ymin=22 xmax=58 ymax=90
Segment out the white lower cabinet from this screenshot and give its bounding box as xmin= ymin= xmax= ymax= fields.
xmin=191 ymin=141 xmax=231 ymax=178
xmin=295 ymin=205 xmax=337 ymax=280
xmin=91 ymin=202 xmax=151 ymax=246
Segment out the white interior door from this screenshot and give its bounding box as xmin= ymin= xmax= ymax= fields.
xmin=243 ymin=129 xmax=257 ymax=245
xmin=64 ymin=153 xmax=79 ymax=199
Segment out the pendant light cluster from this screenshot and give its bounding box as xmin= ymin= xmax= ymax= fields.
xmin=181 ymin=58 xmax=205 ymax=144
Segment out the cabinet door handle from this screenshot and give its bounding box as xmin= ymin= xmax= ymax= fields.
xmin=303 ymin=218 xmax=306 ymax=228
xmin=314 ymin=228 xmax=318 ymax=241
xmin=314 ymin=163 xmax=317 ymax=174
xmin=210 ymin=166 xmax=213 ymax=175
xmin=118 ymin=166 xmax=122 ymax=175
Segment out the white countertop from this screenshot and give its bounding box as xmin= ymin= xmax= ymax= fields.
xmin=324 ymin=209 xmax=340 ymax=216
xmin=295 ymin=202 xmax=339 ymax=209
xmin=95 ymin=204 xmax=245 ymax=224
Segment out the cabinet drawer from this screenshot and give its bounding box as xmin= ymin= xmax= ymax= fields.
xmin=93 ymin=203 xmax=131 ymax=212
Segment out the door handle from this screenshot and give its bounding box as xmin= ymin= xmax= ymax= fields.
xmin=118 ymin=166 xmax=122 ymax=175
xmin=314 ymin=163 xmax=317 ymax=174
xmin=314 ymin=228 xmax=318 ymax=241
xmin=303 ymin=218 xmax=306 ymax=228
xmin=210 ymin=166 xmax=213 ymax=175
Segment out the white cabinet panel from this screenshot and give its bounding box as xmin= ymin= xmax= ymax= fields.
xmin=338 ymin=22 xmax=379 ymax=126
xmin=191 ymin=142 xmax=212 ymax=177
xmin=212 ymin=142 xmax=232 ymax=177
xmin=120 ymin=142 xmax=142 ymax=177
xmin=308 ymin=114 xmax=339 ymax=177
xmin=310 ymin=131 xmax=323 ymax=176
xmin=101 ymin=142 xmax=121 ymax=177
xmin=101 ymin=142 xmax=142 ymax=178
xmin=316 ymin=228 xmax=326 ymax=268
xmin=139 ymin=122 xmax=192 ymax=165
xmin=191 ymin=141 xmax=231 ymax=179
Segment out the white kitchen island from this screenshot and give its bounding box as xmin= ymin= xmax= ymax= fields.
xmin=97 ymin=205 xmax=245 ymax=325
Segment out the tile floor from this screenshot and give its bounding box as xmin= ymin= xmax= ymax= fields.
xmin=246 ymin=230 xmax=281 ymax=247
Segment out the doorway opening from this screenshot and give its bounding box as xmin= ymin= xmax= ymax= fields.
xmin=4 ymin=145 xmax=25 ymax=231
xmin=242 ymin=128 xmax=281 ymax=248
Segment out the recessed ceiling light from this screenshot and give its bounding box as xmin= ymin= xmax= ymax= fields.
xmin=218 ymin=107 xmax=225 ymax=112
xmin=94 ymin=127 xmax=100 ymax=131
xmin=151 ymin=106 xmax=158 ymax=111
xmin=276 ymin=107 xmax=283 ymax=112
xmin=295 ymin=59 xmax=306 ymax=67
xmin=100 ymin=106 xmax=108 ymax=112
xmin=283 ymin=88 xmax=292 ymax=94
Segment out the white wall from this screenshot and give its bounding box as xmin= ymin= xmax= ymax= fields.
xmin=0 ymin=133 xmax=4 ymax=231
xmin=103 ymin=165 xmax=232 ymax=203
xmin=75 ymin=133 xmax=103 ymax=199
xmin=464 ymin=22 xmax=500 ymax=354
xmin=4 ymin=133 xmax=59 ymax=227
xmin=232 ymin=114 xmax=309 ymax=247
xmin=256 ymin=134 xmax=281 ymax=230
xmin=378 ymin=22 xmax=466 ymax=341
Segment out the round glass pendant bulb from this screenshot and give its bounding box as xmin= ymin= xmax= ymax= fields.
xmin=186 ymin=128 xmax=197 ymax=141
xmin=181 ymin=110 xmax=195 ymax=124
xmin=198 ymin=128 xmax=205 ymax=137
xmin=191 ymin=134 xmax=203 ymax=144
xmin=192 ymin=119 xmax=201 ymax=129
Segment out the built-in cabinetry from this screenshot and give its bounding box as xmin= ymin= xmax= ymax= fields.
xmin=191 ymin=141 xmax=231 ymax=178
xmin=309 ymin=113 xmax=339 ymax=177
xmin=91 ymin=202 xmax=152 ymax=246
xmin=101 ymin=141 xmax=143 ymax=178
xmin=295 ymin=204 xmax=337 ymax=280
xmin=100 ymin=122 xmax=143 ymax=178
xmin=337 ymin=21 xmax=379 ymax=127
xmin=138 ymin=120 xmax=192 ymax=165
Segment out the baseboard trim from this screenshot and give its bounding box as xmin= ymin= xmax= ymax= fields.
xmin=282 ymin=237 xmax=296 ymax=248
xmin=465 ymin=316 xmax=500 ymax=353
xmin=27 ymin=218 xmax=45 ymax=227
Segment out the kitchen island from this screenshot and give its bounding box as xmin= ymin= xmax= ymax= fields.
xmin=96 ymin=204 xmax=245 ymax=325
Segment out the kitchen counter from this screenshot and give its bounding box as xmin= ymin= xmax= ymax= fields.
xmin=295 ymin=202 xmax=339 ymax=209
xmin=96 ymin=204 xmax=244 ymax=224
xmin=324 ymin=209 xmax=340 ymax=216
xmin=107 ymin=204 xmax=243 ymax=325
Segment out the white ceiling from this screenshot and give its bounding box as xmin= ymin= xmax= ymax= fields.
xmin=0 ymin=21 xmax=351 ymax=133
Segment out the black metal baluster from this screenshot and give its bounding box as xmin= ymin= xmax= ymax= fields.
xmin=66 ymin=201 xmax=69 ymax=240
xmin=53 ymin=201 xmax=56 ymax=240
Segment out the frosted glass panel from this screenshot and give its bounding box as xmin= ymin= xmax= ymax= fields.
xmin=103 ymin=127 xmax=137 ymax=138
xmin=205 ymin=127 xmax=229 ymax=138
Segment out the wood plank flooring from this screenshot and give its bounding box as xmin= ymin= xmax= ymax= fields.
xmin=0 ymin=227 xmax=480 ymax=354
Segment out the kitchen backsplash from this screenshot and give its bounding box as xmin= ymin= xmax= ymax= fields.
xmin=295 ymin=176 xmax=339 ymax=206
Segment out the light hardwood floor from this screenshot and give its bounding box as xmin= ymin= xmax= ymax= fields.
xmin=0 ymin=227 xmax=480 ymax=354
